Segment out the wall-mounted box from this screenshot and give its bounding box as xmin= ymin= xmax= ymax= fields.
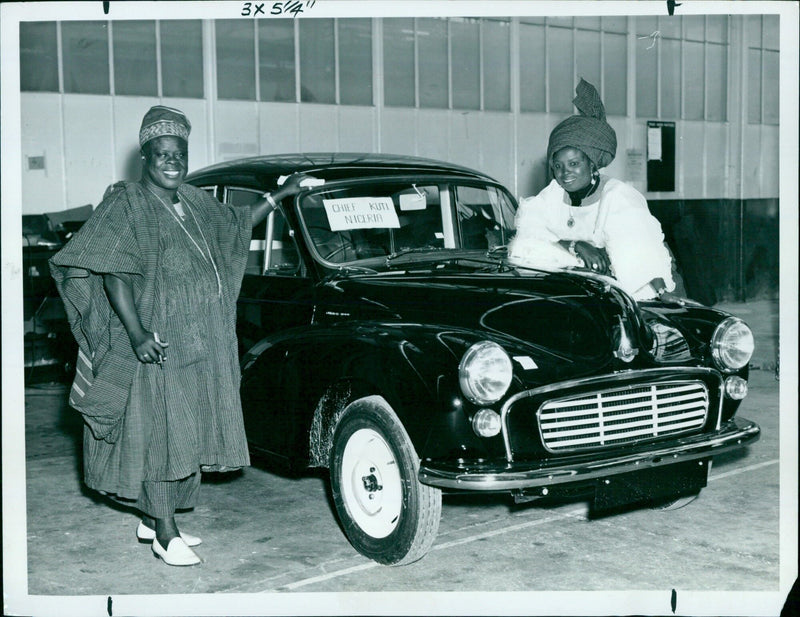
xmin=28 ymin=155 xmax=46 ymax=170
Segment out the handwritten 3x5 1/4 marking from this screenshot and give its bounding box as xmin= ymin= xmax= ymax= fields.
xmin=241 ymin=0 xmax=316 ymax=17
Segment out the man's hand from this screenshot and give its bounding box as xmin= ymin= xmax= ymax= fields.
xmin=252 ymin=173 xmax=323 ymax=226
xmin=130 ymin=331 xmax=169 ymax=364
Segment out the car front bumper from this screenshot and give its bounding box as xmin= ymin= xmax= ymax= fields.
xmin=418 ymin=417 xmax=760 ymax=491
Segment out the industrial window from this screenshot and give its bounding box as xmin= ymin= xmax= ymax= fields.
xmin=576 ymin=29 xmax=601 ymax=93
xmin=660 ymin=37 xmax=681 ymax=119
xmin=451 ymin=18 xmax=481 ymax=110
xmin=603 ymin=32 xmax=627 ymax=116
xmin=339 ymin=19 xmax=373 ymax=106
xmin=683 ymin=15 xmax=705 ymax=41
xmin=483 ymin=19 xmax=511 ymax=111
xmin=547 ymin=25 xmax=574 ymax=113
xmin=635 ymin=15 xmax=730 ymax=122
xmin=113 ymin=21 xmax=157 ymax=96
xmin=747 ymin=15 xmax=779 ymax=125
xmin=216 ymin=20 xmax=256 ymax=100
xmin=299 ymin=19 xmax=335 ymax=104
xmin=519 ymin=18 xmax=627 ymax=116
xmin=683 ymin=40 xmax=705 ymax=120
xmin=418 ymin=18 xmax=449 ymax=109
xmin=519 ymin=22 xmax=546 ymax=112
xmin=382 ymin=18 xmax=415 ymax=107
xmin=20 ymin=22 xmax=59 ymax=92
xmin=635 ymin=31 xmax=658 ymax=118
xmin=62 ymin=21 xmax=110 ymax=94
xmin=601 ymin=16 xmax=628 ymax=33
xmin=161 ymin=20 xmax=204 ymax=98
xmin=548 ymin=17 xmax=573 ymax=28
xmin=22 ymin=19 xmax=204 ymax=98
xmin=575 ymin=17 xmax=601 ymax=31
xmin=259 ymin=20 xmax=295 ymax=102
xmin=762 ymin=49 xmax=779 ymax=124
xmin=706 ymin=43 xmax=727 ymax=122
xmin=383 ymin=17 xmax=509 ymax=112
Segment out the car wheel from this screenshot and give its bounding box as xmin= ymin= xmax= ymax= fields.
xmin=651 ymin=492 xmax=700 ymax=510
xmin=330 ymin=397 xmax=442 ymax=565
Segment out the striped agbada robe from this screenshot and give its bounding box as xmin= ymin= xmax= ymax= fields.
xmin=50 ymin=181 xmax=251 ymax=501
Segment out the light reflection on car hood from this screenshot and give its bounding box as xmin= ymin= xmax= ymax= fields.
xmin=325 ymin=266 xmax=634 ymax=367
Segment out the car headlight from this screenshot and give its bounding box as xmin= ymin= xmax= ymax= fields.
xmin=711 ymin=317 xmax=754 ymax=371
xmin=458 ymin=341 xmax=513 ymax=405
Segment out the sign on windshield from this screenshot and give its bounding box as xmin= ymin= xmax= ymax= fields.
xmin=323 ymin=197 xmax=401 ymax=231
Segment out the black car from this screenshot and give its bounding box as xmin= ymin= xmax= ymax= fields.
xmin=185 ymin=153 xmax=759 ymax=566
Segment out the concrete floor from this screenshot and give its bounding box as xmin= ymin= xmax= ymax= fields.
xmin=11 ymin=298 xmax=790 ymax=615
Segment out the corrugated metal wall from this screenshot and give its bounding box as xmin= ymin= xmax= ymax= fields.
xmin=20 ymin=95 xmax=780 ymax=210
xmin=18 ymin=14 xmax=782 ymax=301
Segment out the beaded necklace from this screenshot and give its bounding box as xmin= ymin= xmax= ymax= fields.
xmin=143 ymin=184 xmax=223 ymax=297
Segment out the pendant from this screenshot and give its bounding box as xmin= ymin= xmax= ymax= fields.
xmin=567 ymin=216 xmax=575 ymax=228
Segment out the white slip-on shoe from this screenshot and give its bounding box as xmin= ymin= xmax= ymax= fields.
xmin=152 ymin=537 xmax=202 ymax=566
xmin=137 ymin=521 xmax=202 ymax=547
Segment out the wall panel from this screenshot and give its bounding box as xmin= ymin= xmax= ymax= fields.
xmin=478 ymin=113 xmax=514 ymax=190
xmin=448 ymin=112 xmax=482 ymax=170
xmin=63 ymin=96 xmax=114 ymax=209
xmin=681 ymin=121 xmax=705 ymax=197
xmin=380 ymin=107 xmax=418 ymax=155
xmin=298 ymin=105 xmax=339 ymax=152
xmin=113 ymin=97 xmax=159 ymax=182
xmin=257 ymin=103 xmax=300 ymax=154
xmin=16 ymin=15 xmax=782 ymax=221
xmin=705 ymin=123 xmax=728 ymax=197
xmin=214 ymin=100 xmax=260 ymax=161
xmin=742 ymin=124 xmax=764 ymax=199
xmin=760 ymin=126 xmax=779 ymax=197
xmin=337 ymin=107 xmax=376 ymax=153
xmin=515 ymin=113 xmax=551 ymax=199
xmin=20 ymin=93 xmax=65 ymax=214
xmin=416 ymin=110 xmax=451 ymax=161
xmin=603 ymin=117 xmax=629 ymax=186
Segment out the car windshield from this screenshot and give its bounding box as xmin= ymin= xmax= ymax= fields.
xmin=298 ymin=179 xmax=517 ymax=266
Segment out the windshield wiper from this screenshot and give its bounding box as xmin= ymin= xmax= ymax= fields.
xmin=386 ymin=247 xmax=516 ymax=273
xmin=385 ymin=246 xmax=445 ymax=263
xmin=321 ymin=264 xmax=378 ymax=283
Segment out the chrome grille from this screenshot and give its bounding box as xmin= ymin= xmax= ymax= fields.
xmin=538 ymin=381 xmax=709 ymax=452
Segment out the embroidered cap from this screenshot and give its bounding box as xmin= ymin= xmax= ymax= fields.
xmin=139 ymin=105 xmax=191 ymax=148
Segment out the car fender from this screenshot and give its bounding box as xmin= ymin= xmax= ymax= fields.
xmin=241 ymin=322 xmax=478 ymax=469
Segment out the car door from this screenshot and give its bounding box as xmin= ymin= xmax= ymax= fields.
xmin=221 ymin=186 xmax=316 ymax=354
xmin=220 ymin=186 xmax=318 ymax=462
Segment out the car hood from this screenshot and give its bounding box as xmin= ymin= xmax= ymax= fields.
xmin=320 ymin=268 xmax=650 ymax=375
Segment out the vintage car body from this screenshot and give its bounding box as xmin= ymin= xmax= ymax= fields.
xmin=185 ymin=153 xmax=759 ymax=565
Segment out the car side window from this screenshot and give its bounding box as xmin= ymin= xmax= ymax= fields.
xmin=223 ymin=187 xmax=301 ymax=276
xmin=454 ymin=185 xmax=516 ymax=250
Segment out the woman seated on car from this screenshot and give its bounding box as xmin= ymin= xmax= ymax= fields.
xmin=508 ymin=79 xmax=683 ymax=303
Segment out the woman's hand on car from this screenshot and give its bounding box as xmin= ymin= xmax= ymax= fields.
xmin=658 ymin=290 xmax=686 ymax=306
xmin=574 ymin=241 xmax=612 ymax=275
